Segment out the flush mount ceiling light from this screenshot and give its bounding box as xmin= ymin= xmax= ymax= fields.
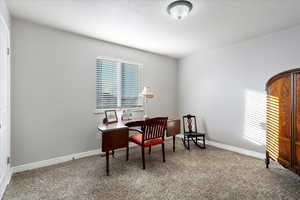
xmin=167 ymin=0 xmax=193 ymax=20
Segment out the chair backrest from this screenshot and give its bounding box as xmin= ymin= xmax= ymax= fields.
xmin=143 ymin=117 xmax=168 ymax=141
xmin=183 ymin=114 xmax=197 ymax=133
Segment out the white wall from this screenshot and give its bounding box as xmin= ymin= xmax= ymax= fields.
xmin=11 ymin=18 xmax=178 ymax=167
xmin=0 ymin=1 xmax=10 ymax=199
xmin=0 ymin=0 xmax=9 ymax=28
xmin=178 ymin=25 xmax=300 ymax=154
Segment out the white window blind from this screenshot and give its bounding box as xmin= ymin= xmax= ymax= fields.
xmin=96 ymin=58 xmax=142 ymax=110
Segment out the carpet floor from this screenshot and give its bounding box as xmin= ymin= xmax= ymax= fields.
xmin=3 ymin=140 xmax=300 ymax=200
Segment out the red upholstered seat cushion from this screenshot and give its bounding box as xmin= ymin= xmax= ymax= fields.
xmin=129 ymin=133 xmax=163 ymax=147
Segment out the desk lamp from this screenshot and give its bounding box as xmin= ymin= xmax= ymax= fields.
xmin=141 ymin=87 xmax=154 ymax=119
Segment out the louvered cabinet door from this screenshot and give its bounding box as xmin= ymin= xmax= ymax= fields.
xmin=293 ymin=73 xmax=300 ymax=172
xmin=267 ymin=74 xmax=292 ymax=167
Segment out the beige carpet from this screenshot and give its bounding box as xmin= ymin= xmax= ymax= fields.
xmin=4 ymin=140 xmax=300 ymax=200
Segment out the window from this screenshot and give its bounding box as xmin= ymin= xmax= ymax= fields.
xmin=96 ymin=58 xmax=142 ymax=110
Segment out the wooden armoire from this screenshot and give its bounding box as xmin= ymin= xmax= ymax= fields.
xmin=266 ymin=68 xmax=300 ymax=175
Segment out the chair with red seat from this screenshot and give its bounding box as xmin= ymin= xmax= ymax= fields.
xmin=126 ymin=117 xmax=168 ymax=169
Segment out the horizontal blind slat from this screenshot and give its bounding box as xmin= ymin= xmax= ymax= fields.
xmin=121 ymin=63 xmax=140 ymax=108
xmin=96 ymin=59 xmax=141 ymax=109
xmin=96 ymin=59 xmax=119 ymax=109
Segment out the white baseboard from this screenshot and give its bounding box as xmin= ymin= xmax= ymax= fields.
xmin=0 ymin=168 xmax=13 ymax=200
xmin=177 ymin=134 xmax=264 ymax=160
xmin=13 ymin=149 xmax=101 ymax=173
xmin=206 ymin=140 xmax=265 ymax=160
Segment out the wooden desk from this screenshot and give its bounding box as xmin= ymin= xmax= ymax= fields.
xmin=98 ymin=119 xmax=143 ymax=132
xmin=98 ymin=118 xmax=180 ymax=175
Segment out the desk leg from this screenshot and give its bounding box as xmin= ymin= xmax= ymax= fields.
xmin=173 ymin=136 xmax=175 ymax=152
xmin=162 ymin=143 xmax=166 ymax=162
xmin=126 ymin=145 xmax=129 ymax=161
xmin=106 ymin=151 xmax=109 ymax=176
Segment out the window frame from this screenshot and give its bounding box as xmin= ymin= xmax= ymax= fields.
xmin=95 ymin=56 xmax=144 ymax=114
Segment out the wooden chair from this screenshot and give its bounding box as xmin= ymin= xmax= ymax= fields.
xmin=127 ymin=117 xmax=168 ymax=169
xmin=182 ymin=114 xmax=206 ymax=150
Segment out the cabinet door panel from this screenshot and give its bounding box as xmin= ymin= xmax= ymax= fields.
xmin=295 ymin=144 xmax=300 ymax=171
xmin=294 ymin=73 xmax=300 ymax=170
xmin=267 ymin=74 xmax=292 ymax=165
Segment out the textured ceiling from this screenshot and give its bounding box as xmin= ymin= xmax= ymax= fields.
xmin=6 ymin=0 xmax=300 ymax=58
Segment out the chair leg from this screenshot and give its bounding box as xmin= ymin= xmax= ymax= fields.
xmin=142 ymin=146 xmax=145 ymax=169
xmin=149 ymin=146 xmax=151 ymax=155
xmin=192 ymin=136 xmax=206 ymax=149
xmin=182 ymin=135 xmax=188 ymax=150
xmin=173 ymin=136 xmax=175 ymax=152
xmin=182 ymin=135 xmax=186 ymax=146
xmin=126 ymin=145 xmax=129 ymax=161
xmin=162 ymin=143 xmax=166 ymax=162
xmin=188 ymin=136 xmax=190 ymax=151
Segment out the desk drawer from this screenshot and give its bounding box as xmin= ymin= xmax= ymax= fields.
xmin=166 ymin=119 xmax=180 ymax=137
xmin=102 ymin=127 xmax=129 ymax=152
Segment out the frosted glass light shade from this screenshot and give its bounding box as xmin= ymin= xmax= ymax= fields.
xmin=167 ymin=0 xmax=193 ymax=20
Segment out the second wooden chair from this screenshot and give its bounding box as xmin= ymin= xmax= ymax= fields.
xmin=182 ymin=114 xmax=206 ymax=150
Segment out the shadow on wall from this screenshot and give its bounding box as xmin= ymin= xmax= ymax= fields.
xmin=243 ymin=89 xmax=267 ymax=146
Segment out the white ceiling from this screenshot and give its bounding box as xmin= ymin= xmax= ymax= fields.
xmin=6 ymin=0 xmax=300 ymax=58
